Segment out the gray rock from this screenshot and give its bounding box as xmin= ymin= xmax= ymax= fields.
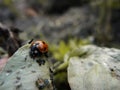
xmin=0 ymin=44 xmax=53 ymax=90
xmin=67 ymin=45 xmax=120 ymax=90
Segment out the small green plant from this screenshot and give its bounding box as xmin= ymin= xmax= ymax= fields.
xmin=50 ymin=41 xmax=70 ymax=61
xmin=49 ymin=38 xmax=90 ymax=61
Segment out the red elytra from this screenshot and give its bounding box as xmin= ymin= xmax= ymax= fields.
xmin=31 ymin=40 xmax=48 ymax=53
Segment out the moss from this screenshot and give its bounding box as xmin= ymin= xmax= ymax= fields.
xmin=49 ymin=38 xmax=91 ymax=74
xmin=50 ymin=41 xmax=70 ymax=61
xmin=49 ymin=38 xmax=90 ymax=61
xmin=54 ymin=72 xmax=67 ymax=83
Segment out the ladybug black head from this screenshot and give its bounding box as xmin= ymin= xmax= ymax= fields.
xmin=29 ymin=43 xmax=42 ymax=58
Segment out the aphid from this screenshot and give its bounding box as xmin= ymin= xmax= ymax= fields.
xmin=36 ymin=78 xmax=49 ymax=89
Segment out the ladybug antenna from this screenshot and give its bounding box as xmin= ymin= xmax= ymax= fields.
xmin=28 ymin=39 xmax=34 ymax=44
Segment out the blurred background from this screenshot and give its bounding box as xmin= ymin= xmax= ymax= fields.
xmin=0 ymin=0 xmax=120 ymax=90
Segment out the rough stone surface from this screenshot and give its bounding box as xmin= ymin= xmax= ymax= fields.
xmin=67 ymin=45 xmax=120 ymax=90
xmin=0 ymin=44 xmax=53 ymax=90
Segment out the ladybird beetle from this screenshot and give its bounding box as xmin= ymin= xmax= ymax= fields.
xmin=29 ymin=40 xmax=48 ymax=65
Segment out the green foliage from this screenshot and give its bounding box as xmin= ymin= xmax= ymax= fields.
xmin=49 ymin=38 xmax=90 ymax=61
xmin=54 ymin=72 xmax=67 ymax=83
xmin=91 ymin=0 xmax=120 ymax=46
xmin=50 ymin=41 xmax=70 ymax=61
xmin=52 ymin=39 xmax=90 ymax=90
xmin=3 ymin=0 xmax=12 ymax=6
xmin=109 ymin=0 xmax=120 ymax=8
xmin=91 ymin=0 xmax=120 ymax=8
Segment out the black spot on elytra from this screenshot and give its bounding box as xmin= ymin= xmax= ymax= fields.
xmin=42 ymin=41 xmax=45 ymax=44
xmin=44 ymin=47 xmax=46 ymax=50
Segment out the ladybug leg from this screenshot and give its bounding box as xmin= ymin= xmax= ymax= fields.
xmin=36 ymin=59 xmax=45 ymax=66
xmin=44 ymin=52 xmax=49 ymax=58
xmin=28 ymin=39 xmax=34 ymax=44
